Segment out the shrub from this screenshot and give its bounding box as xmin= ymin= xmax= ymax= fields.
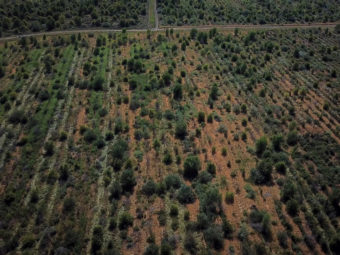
xmin=271 ymin=134 xmax=283 ymax=151
xmin=163 ymin=152 xmax=172 ymax=165
xmin=287 ymin=131 xmax=298 ymax=146
xmin=203 ymin=224 xmax=224 ymax=250
xmin=275 ymin=161 xmax=286 ymax=174
xmin=195 ymin=111 xmax=205 ymax=124
xmin=84 ymin=129 xmax=97 ymax=143
xmin=63 ymin=197 xmax=75 ymax=213
xmin=255 ymin=136 xmax=267 ymax=156
xmin=164 ymin=174 xmax=182 ymax=190
xmin=277 ymin=231 xmax=288 ymax=248
xmin=110 ymin=181 xmax=122 ymax=200
xmin=44 ymin=141 xmax=54 ymax=156
xmin=118 ymin=212 xmax=134 ymax=230
xmin=173 ymin=83 xmax=182 ymax=100
xmin=144 ymin=243 xmax=159 ymax=255
xmin=206 ymin=161 xmax=216 ymax=175
xmin=170 ymin=205 xmax=178 ymax=217
xmin=177 ymin=185 xmax=195 ymax=204
xmin=286 ymin=199 xmax=299 ymax=216
xmin=184 ymin=232 xmax=197 ymax=254
xmin=91 ymin=226 xmax=103 ymax=253
xmin=225 ymin=192 xmax=234 ymax=204
xmin=91 ymin=76 xmax=105 ymax=91
xmin=142 ymin=179 xmax=157 ymax=196
xmin=222 ymin=218 xmax=233 ymax=239
xmin=120 ymin=169 xmax=136 ymax=192
xmin=200 ymin=187 xmax=222 ymax=220
xmin=183 ymin=155 xmax=201 ymax=180
xmin=209 ymin=84 xmax=218 ymax=100
xmin=9 ymin=110 xmax=27 ymax=124
xmin=250 ymin=159 xmax=273 ymax=185
xmin=175 ymin=120 xmax=187 ymax=139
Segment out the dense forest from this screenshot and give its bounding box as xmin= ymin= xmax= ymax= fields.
xmin=158 ymin=0 xmax=340 ymax=26
xmin=0 ymin=0 xmax=147 ymax=36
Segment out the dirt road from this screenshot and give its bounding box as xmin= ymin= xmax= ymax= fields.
xmin=0 ymin=23 xmax=338 ymax=42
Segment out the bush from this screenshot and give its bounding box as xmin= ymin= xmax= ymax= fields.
xmin=203 ymin=224 xmax=224 ymax=250
xmin=173 ymin=83 xmax=182 ymax=100
xmin=250 ymin=159 xmax=273 ymax=185
xmin=9 ymin=110 xmax=27 ymax=124
xmin=44 ymin=141 xmax=54 ymax=156
xmin=225 ymin=192 xmax=234 ymax=204
xmin=222 ymin=218 xmax=233 ymax=239
xmin=118 ymin=212 xmax=134 ymax=230
xmin=84 ymin=129 xmax=97 ymax=143
xmin=183 ymin=155 xmax=201 ymax=180
xmin=91 ymin=226 xmax=103 ymax=253
xmin=63 ymin=197 xmax=75 ymax=214
xmin=120 ymin=169 xmax=136 ymax=192
xmin=92 ymin=76 xmax=105 ymax=91
xmin=198 ymin=111 xmax=205 ymax=123
xmin=209 ymin=84 xmax=218 ymax=100
xmin=164 ymin=174 xmax=182 ymax=190
xmin=144 ymin=243 xmax=159 ymax=255
xmin=287 ymin=131 xmax=298 ymax=146
xmin=275 ymin=161 xmax=286 ymax=174
xmin=286 ymin=199 xmax=299 ymax=216
xmin=170 ymin=205 xmax=178 ymax=217
xmin=175 ymin=120 xmax=187 ymax=139
xmin=142 ymin=179 xmax=157 ymax=196
xmin=184 ymin=232 xmax=197 ymax=254
xmin=271 ymin=134 xmax=283 ymax=151
xmin=177 ymin=185 xmax=195 ymax=204
xmin=255 ymin=136 xmax=267 ymax=156
xmin=163 ymin=152 xmax=172 ymax=165
xmin=200 ymin=187 xmax=222 ymax=220
xmin=277 ymin=231 xmax=288 ymax=248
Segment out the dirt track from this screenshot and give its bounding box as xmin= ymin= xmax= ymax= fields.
xmin=0 ymin=23 xmax=338 ymax=42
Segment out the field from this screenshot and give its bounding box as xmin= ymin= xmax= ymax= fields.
xmin=158 ymin=0 xmax=340 ymax=26
xmin=0 ymin=27 xmax=340 ymax=255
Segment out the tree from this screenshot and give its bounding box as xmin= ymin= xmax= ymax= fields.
xmin=118 ymin=212 xmax=133 ymax=229
xmin=225 ymin=192 xmax=234 ymax=204
xmin=287 ymin=131 xmax=298 ymax=146
xmin=184 ymin=232 xmax=197 ymax=254
xmin=164 ymin=174 xmax=182 ymax=190
xmin=271 ymin=134 xmax=283 ymax=151
xmin=173 ymin=83 xmax=182 ymax=100
xmin=142 ymin=179 xmax=157 ymax=196
xmin=120 ymin=169 xmax=136 ymax=192
xmin=198 ymin=111 xmax=205 ymax=123
xmin=286 ymin=199 xmax=299 ymax=216
xmin=209 ymin=84 xmax=218 ymax=100
xmin=0 ymin=65 xmax=5 ymax=78
xmin=251 ymin=159 xmax=273 ymax=185
xmin=222 ymin=218 xmax=233 ymax=239
xmin=177 ymin=185 xmax=195 ymax=204
xmin=183 ymin=155 xmax=201 ymax=180
xmin=92 ymin=76 xmax=105 ymax=91
xmin=203 ymin=225 xmax=224 ymax=250
xmin=175 ymin=120 xmax=187 ymax=139
xmin=144 ymin=243 xmax=159 ymax=255
xmin=255 ymin=136 xmax=267 ymax=156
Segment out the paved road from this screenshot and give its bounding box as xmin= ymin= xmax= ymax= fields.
xmin=0 ymin=23 xmax=337 ymax=42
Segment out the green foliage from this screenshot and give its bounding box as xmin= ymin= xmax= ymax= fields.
xmin=255 ymin=136 xmax=267 ymax=156
xmin=164 ymin=174 xmax=182 ymax=190
xmin=177 ymin=185 xmax=196 ymax=204
xmin=142 ymin=179 xmax=157 ymax=196
xmin=251 ymin=159 xmax=273 ymax=185
xmin=204 ymin=224 xmax=224 ymax=250
xmin=119 ymin=212 xmax=134 ymax=230
xmin=173 ymin=83 xmax=183 ymax=100
xmin=225 ymin=191 xmax=234 ymax=204
xmin=183 ymin=155 xmax=201 ymax=180
xmin=287 ymin=131 xmax=298 ymax=146
xmin=175 ymin=120 xmax=187 ymax=139
xmin=120 ymin=169 xmax=136 ymax=192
